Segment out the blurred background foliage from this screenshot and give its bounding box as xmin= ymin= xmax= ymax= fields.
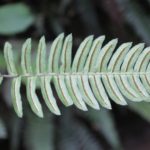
xmin=0 ymin=0 xmax=150 ymax=150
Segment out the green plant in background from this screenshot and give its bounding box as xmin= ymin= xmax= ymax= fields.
xmin=0 ymin=3 xmax=35 ymax=35
xmin=0 ymin=0 xmax=150 ymax=150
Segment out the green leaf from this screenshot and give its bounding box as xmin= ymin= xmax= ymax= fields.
xmin=11 ymin=77 xmax=23 ymax=118
xmin=89 ymin=75 xmax=111 ymax=109
xmin=26 ymin=77 xmax=43 ymax=118
xmin=108 ymin=42 xmax=132 ymax=72
xmin=53 ymin=75 xmax=73 ymax=106
xmin=95 ymin=39 xmax=118 ymax=72
xmin=85 ymin=108 xmax=122 ymax=150
xmin=24 ymin=109 xmax=54 ymax=150
xmin=4 ymin=42 xmax=17 ymax=75
xmin=21 ymin=38 xmax=33 ymax=74
xmin=0 ymin=119 xmax=7 ymax=139
xmin=129 ymin=101 xmax=150 ymax=122
xmin=0 ymin=77 xmax=3 ymax=85
xmin=60 ymin=34 xmax=72 ymax=72
xmin=58 ymin=109 xmax=102 ymax=150
xmin=9 ymin=115 xmax=22 ymax=150
xmin=0 ymin=52 xmax=6 ymax=70
xmin=40 ymin=76 xmax=61 ymax=115
xmin=77 ymin=75 xmax=100 ymax=109
xmin=116 ymin=0 xmax=150 ymax=44
xmin=48 ymin=33 xmax=64 ymax=73
xmin=0 ymin=3 xmax=35 ymax=35
xmin=36 ymin=36 xmax=46 ymax=73
xmin=72 ymin=35 xmax=93 ymax=72
xmin=65 ymin=75 xmax=87 ymax=111
xmin=84 ymin=35 xmax=105 ymax=72
xmin=102 ymin=74 xmax=127 ymax=105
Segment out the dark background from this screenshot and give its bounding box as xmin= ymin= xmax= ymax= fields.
xmin=0 ymin=0 xmax=150 ymax=150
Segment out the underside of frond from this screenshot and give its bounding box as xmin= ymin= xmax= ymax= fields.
xmin=1 ymin=33 xmax=150 ymax=118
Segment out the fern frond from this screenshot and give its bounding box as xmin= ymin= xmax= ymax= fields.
xmin=1 ymin=33 xmax=150 ymax=117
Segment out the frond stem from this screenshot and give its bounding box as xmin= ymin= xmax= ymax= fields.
xmin=0 ymin=72 xmax=150 ymax=78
